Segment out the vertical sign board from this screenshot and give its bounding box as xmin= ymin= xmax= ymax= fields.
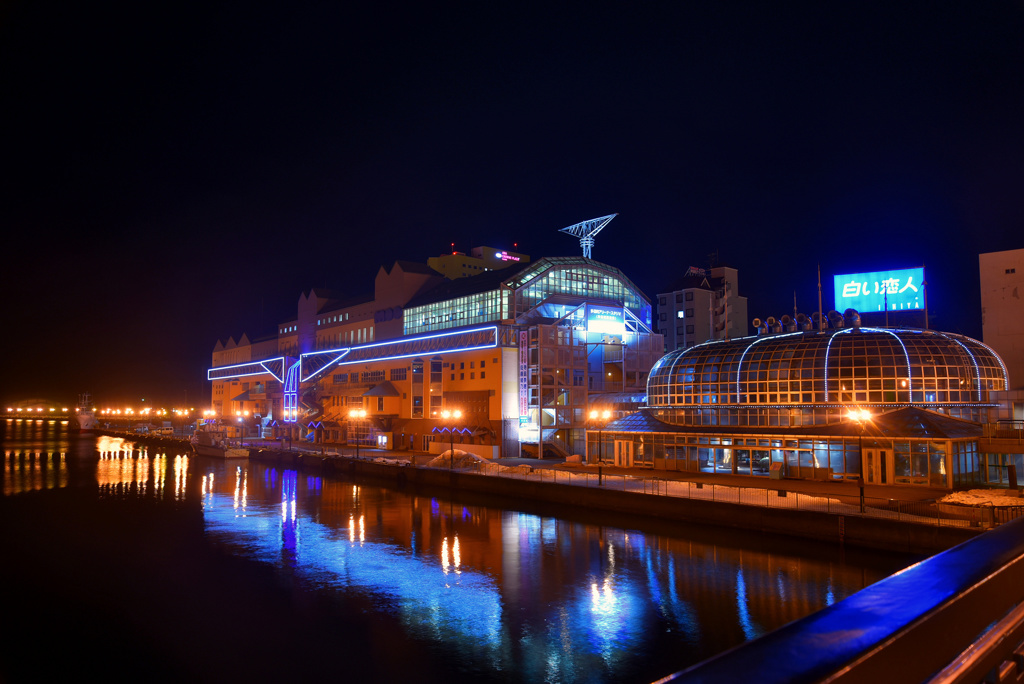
xmin=519 ymin=330 xmax=529 ymax=417
xmin=834 ymin=267 xmax=925 ymax=313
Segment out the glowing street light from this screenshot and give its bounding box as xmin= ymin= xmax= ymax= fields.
xmin=441 ymin=409 xmax=462 ymax=471
xmin=349 ymin=409 xmax=367 ymax=458
xmin=589 ymin=409 xmax=612 ymax=486
xmin=848 ymin=408 xmax=874 ymax=514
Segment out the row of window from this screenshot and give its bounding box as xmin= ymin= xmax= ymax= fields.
xmin=647 ymin=405 xmax=982 ymax=427
xmin=658 ymin=291 xmax=697 ymax=305
xmin=404 ymin=289 xmax=508 ymax=335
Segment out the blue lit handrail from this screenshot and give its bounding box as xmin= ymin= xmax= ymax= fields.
xmin=656 ymin=515 xmax=1024 ymax=684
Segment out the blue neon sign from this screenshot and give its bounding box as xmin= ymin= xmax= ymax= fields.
xmin=833 ymin=267 xmax=924 ymax=313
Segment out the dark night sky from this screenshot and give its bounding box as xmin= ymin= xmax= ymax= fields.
xmin=2 ymin=1 xmax=1022 ymax=408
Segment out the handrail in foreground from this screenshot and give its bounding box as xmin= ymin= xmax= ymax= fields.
xmin=654 ymin=516 xmax=1024 ymax=684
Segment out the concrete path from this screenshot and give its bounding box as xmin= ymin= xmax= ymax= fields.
xmin=242 ymin=439 xmax=949 ymax=504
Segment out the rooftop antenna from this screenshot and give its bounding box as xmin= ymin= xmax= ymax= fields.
xmin=558 ymin=214 xmax=617 ymax=259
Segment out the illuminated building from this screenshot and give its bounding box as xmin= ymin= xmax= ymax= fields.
xmin=427 ymin=245 xmax=530 ymax=280
xmin=208 ymin=255 xmax=663 ymax=458
xmin=591 ymin=310 xmax=1008 ymax=489
xmin=656 ymin=266 xmax=747 ymax=351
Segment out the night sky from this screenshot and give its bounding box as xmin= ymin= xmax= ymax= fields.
xmin=2 ymin=1 xmax=1022 ymax=408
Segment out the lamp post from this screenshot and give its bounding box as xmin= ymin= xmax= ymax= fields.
xmin=349 ymin=408 xmax=366 ymax=459
xmin=441 ymin=409 xmax=462 ymax=471
xmin=848 ymin=408 xmax=873 ymax=514
xmin=589 ymin=409 xmax=611 ymax=486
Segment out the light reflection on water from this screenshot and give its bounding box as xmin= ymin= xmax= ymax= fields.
xmin=195 ymin=459 xmax=907 ymax=682
xmin=1 ymin=424 xmax=916 ymax=683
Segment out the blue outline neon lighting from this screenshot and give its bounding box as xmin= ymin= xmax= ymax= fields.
xmin=300 ymin=349 xmax=351 ymax=383
xmin=825 ymin=329 xmax=913 ymax=402
xmin=300 ymin=326 xmax=500 ymax=380
xmin=931 ymin=332 xmax=981 ymax=402
xmin=735 ymin=332 xmax=803 ymax=402
xmin=861 ymin=327 xmax=913 ymax=400
xmin=207 ymin=357 xmax=287 ymax=382
xmin=823 ymin=329 xmax=852 ymax=402
xmin=965 ymin=336 xmax=1010 ymax=391
xmin=283 ymin=361 xmax=300 ymax=423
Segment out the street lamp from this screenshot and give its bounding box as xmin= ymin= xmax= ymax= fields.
xmin=848 ymin=408 xmax=873 ymax=514
xmin=441 ymin=409 xmax=462 ymax=471
xmin=349 ymin=409 xmax=367 ymax=458
xmin=589 ymin=409 xmax=612 ymax=486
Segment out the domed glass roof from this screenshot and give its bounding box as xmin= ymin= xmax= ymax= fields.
xmin=647 ymin=327 xmax=1007 ymax=409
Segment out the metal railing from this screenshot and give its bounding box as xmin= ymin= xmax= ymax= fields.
xmin=655 ymin=516 xmax=1024 ymax=683
xmin=462 ymin=462 xmax=1018 ymax=529
xmin=984 ymin=420 xmax=1024 ymax=442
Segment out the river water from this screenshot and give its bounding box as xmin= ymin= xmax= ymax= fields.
xmin=1 ymin=420 xmax=919 ymax=683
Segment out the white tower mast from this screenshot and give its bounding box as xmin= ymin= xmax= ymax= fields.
xmin=558 ymin=214 xmax=618 ymax=259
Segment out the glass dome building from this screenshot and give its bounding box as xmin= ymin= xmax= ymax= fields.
xmin=646 ymin=326 xmax=1007 ymax=427
xmin=589 ymin=323 xmax=1008 ymax=489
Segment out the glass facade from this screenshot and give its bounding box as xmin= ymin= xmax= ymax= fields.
xmin=509 ymin=259 xmax=649 ymax=323
xmin=647 ymin=328 xmax=1007 ymax=427
xmin=404 ymin=289 xmax=510 ymax=335
xmin=404 ymin=257 xmax=652 ymax=336
xmin=592 ymin=428 xmax=961 ymax=487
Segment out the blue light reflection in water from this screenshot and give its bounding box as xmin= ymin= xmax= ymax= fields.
xmin=201 ymin=470 xmax=505 ymax=653
xmin=195 ymin=461 xmax=911 ymax=683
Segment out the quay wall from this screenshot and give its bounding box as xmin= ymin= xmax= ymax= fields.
xmin=271 ymin=451 xmax=976 ymax=555
xmin=92 ymin=431 xmax=976 ymax=555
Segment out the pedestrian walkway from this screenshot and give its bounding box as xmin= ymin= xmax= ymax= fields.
xmin=245 ymin=438 xmax=946 ymax=505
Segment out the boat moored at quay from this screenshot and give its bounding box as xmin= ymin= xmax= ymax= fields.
xmin=190 ymin=425 xmax=248 ymax=459
xmin=75 ymin=393 xmax=97 ymax=432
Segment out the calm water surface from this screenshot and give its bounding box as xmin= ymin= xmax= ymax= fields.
xmin=1 ymin=420 xmax=920 ymax=683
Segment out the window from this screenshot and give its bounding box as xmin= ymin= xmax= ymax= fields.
xmin=686 ymin=308 xmax=694 ymax=317
xmin=659 ymin=296 xmax=667 ymax=305
xmin=470 ymin=372 xmax=475 ymax=379
xmin=660 ymin=313 xmax=667 ymax=321
xmin=677 ymin=311 xmax=685 ymax=318
xmin=686 ymin=324 xmax=695 ymax=334
xmin=460 ymin=373 xmax=465 ymax=380
xmin=685 ymin=292 xmax=694 ymax=301
xmin=481 ymin=371 xmax=486 ymax=379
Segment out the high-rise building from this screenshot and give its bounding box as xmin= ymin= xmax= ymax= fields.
xmin=655 ymin=266 xmax=748 ymax=351
xmin=980 ymin=248 xmax=1024 ymax=390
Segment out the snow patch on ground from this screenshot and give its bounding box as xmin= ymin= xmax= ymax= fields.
xmin=939 ymin=489 xmax=1024 ymax=507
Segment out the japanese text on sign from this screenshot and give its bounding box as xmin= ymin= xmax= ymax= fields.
xmin=833 ymin=267 xmax=924 ymax=313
